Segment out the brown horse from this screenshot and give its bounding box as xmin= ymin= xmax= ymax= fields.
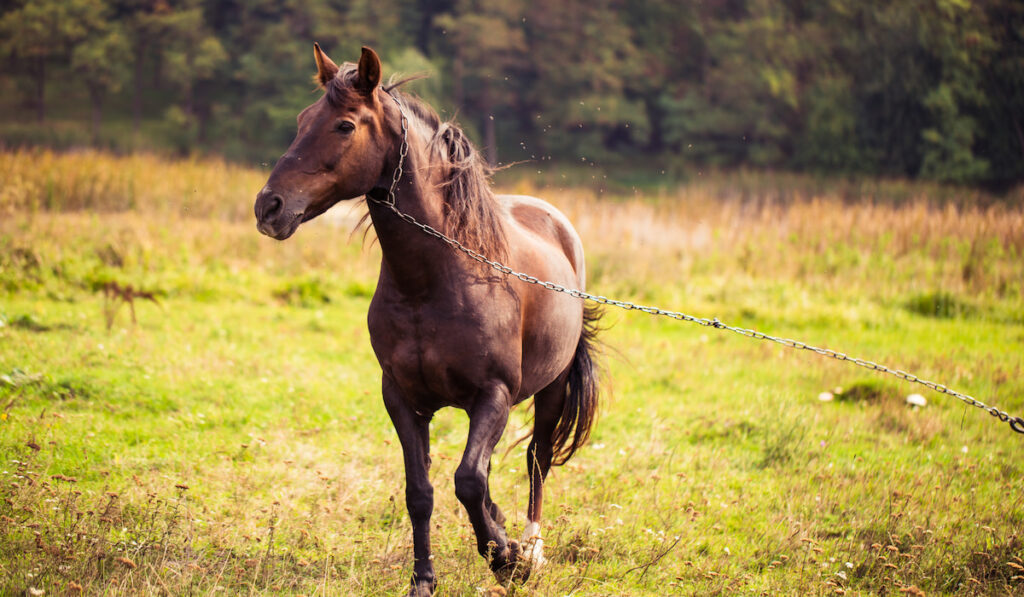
xmin=254 ymin=45 xmax=600 ymax=596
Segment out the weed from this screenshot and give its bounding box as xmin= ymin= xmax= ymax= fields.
xmin=99 ymin=281 xmax=161 ymax=330
xmin=904 ymin=291 xmax=978 ymax=319
xmin=0 ymin=368 xmax=42 ymax=389
xmin=837 ymin=379 xmax=901 ymax=403
xmin=273 ymin=276 xmax=333 ymax=307
xmin=756 ymin=420 xmax=807 ymax=469
xmin=2 ymin=314 xmax=51 ymax=332
xmin=344 ymin=280 xmax=375 ymax=298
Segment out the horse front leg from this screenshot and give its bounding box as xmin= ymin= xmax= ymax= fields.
xmin=383 ymin=377 xmax=436 ymax=597
xmin=454 ymin=384 xmax=525 ymax=581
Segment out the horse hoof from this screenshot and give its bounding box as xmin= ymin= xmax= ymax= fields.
xmin=492 ymin=540 xmax=532 ymax=585
xmin=521 ymin=535 xmax=547 ymax=573
xmin=406 ymin=577 xmax=436 ymax=597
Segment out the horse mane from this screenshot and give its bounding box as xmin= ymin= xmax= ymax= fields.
xmin=325 ymin=67 xmax=507 ymax=261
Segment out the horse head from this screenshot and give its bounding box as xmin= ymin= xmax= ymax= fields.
xmin=255 ymin=45 xmax=394 ymax=240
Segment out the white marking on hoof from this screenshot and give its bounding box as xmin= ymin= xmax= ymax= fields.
xmin=520 ymin=521 xmax=547 ymax=571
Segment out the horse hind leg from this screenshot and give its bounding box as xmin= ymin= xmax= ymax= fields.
xmin=521 ymin=378 xmax=566 ymax=574
xmin=524 ymin=313 xmax=601 ymax=574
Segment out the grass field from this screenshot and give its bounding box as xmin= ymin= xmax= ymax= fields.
xmin=1 ymin=149 xmax=1022 ymax=596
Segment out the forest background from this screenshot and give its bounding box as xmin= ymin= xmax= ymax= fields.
xmin=2 ymin=0 xmax=1023 ymax=189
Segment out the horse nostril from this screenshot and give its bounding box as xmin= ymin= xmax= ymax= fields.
xmin=267 ymin=195 xmax=283 ymax=218
xmin=258 ymin=193 xmax=284 ymax=221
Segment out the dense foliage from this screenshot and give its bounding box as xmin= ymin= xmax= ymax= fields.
xmin=1 ymin=0 xmax=1022 ymax=186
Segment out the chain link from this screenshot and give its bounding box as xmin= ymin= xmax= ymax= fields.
xmin=372 ymin=93 xmax=1024 ymax=437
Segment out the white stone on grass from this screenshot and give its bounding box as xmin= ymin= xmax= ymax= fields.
xmin=906 ymin=393 xmax=927 ymax=407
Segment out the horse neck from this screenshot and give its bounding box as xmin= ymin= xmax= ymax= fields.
xmin=367 ymin=130 xmax=452 ymax=296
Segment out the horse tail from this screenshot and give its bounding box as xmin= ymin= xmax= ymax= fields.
xmin=551 ymin=302 xmax=603 ymax=466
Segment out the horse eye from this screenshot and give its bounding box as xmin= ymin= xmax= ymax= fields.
xmin=336 ymin=121 xmax=356 ymax=134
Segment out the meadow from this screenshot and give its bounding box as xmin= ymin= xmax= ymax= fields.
xmin=1 ymin=148 xmax=1022 ymax=596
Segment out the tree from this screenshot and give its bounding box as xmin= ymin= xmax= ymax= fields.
xmin=0 ymin=0 xmax=106 ymax=122
xmin=71 ymin=18 xmax=129 ymax=143
xmin=975 ymin=0 xmax=1024 ymax=186
xmin=519 ymin=0 xmax=642 ymax=162
xmin=435 ymin=0 xmax=528 ymax=165
xmin=160 ymin=3 xmax=226 ymax=145
xmin=115 ymin=0 xmax=182 ymax=135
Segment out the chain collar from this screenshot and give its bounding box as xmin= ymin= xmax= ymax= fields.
xmin=369 ymin=91 xmax=409 ymax=208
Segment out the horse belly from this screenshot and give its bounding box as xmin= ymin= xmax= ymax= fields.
xmin=512 ymin=244 xmax=584 ymax=399
xmin=518 ymin=292 xmax=582 ymax=400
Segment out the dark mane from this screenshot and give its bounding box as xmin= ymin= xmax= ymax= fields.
xmin=326 ymin=67 xmax=507 ymax=260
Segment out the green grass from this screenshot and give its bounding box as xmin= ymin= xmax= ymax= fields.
xmin=1 ymin=151 xmax=1022 ymax=595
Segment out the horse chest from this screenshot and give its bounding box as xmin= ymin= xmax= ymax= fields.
xmin=367 ymin=299 xmax=521 ymax=409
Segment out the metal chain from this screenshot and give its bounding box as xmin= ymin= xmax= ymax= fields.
xmin=379 ymin=93 xmax=409 ymax=208
xmin=371 ymin=94 xmax=1024 ymax=437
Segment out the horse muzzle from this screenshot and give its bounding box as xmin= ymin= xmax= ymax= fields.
xmin=255 ymin=187 xmax=304 ymax=240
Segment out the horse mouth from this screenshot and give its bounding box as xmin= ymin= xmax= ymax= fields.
xmin=256 ymin=213 xmax=303 ymax=240
xmin=255 ymin=199 xmax=334 ymax=240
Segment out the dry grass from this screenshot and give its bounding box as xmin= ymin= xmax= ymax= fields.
xmin=5 ymin=147 xmax=1019 ymax=299
xmin=541 ymin=185 xmax=1024 ymax=301
xmin=0 ymin=148 xmax=264 ymax=220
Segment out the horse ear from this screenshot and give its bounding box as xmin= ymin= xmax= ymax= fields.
xmin=313 ymin=42 xmax=339 ymax=88
xmin=356 ymin=46 xmax=382 ymax=94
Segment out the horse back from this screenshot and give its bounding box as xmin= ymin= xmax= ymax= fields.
xmin=499 ymin=194 xmax=586 ymax=290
